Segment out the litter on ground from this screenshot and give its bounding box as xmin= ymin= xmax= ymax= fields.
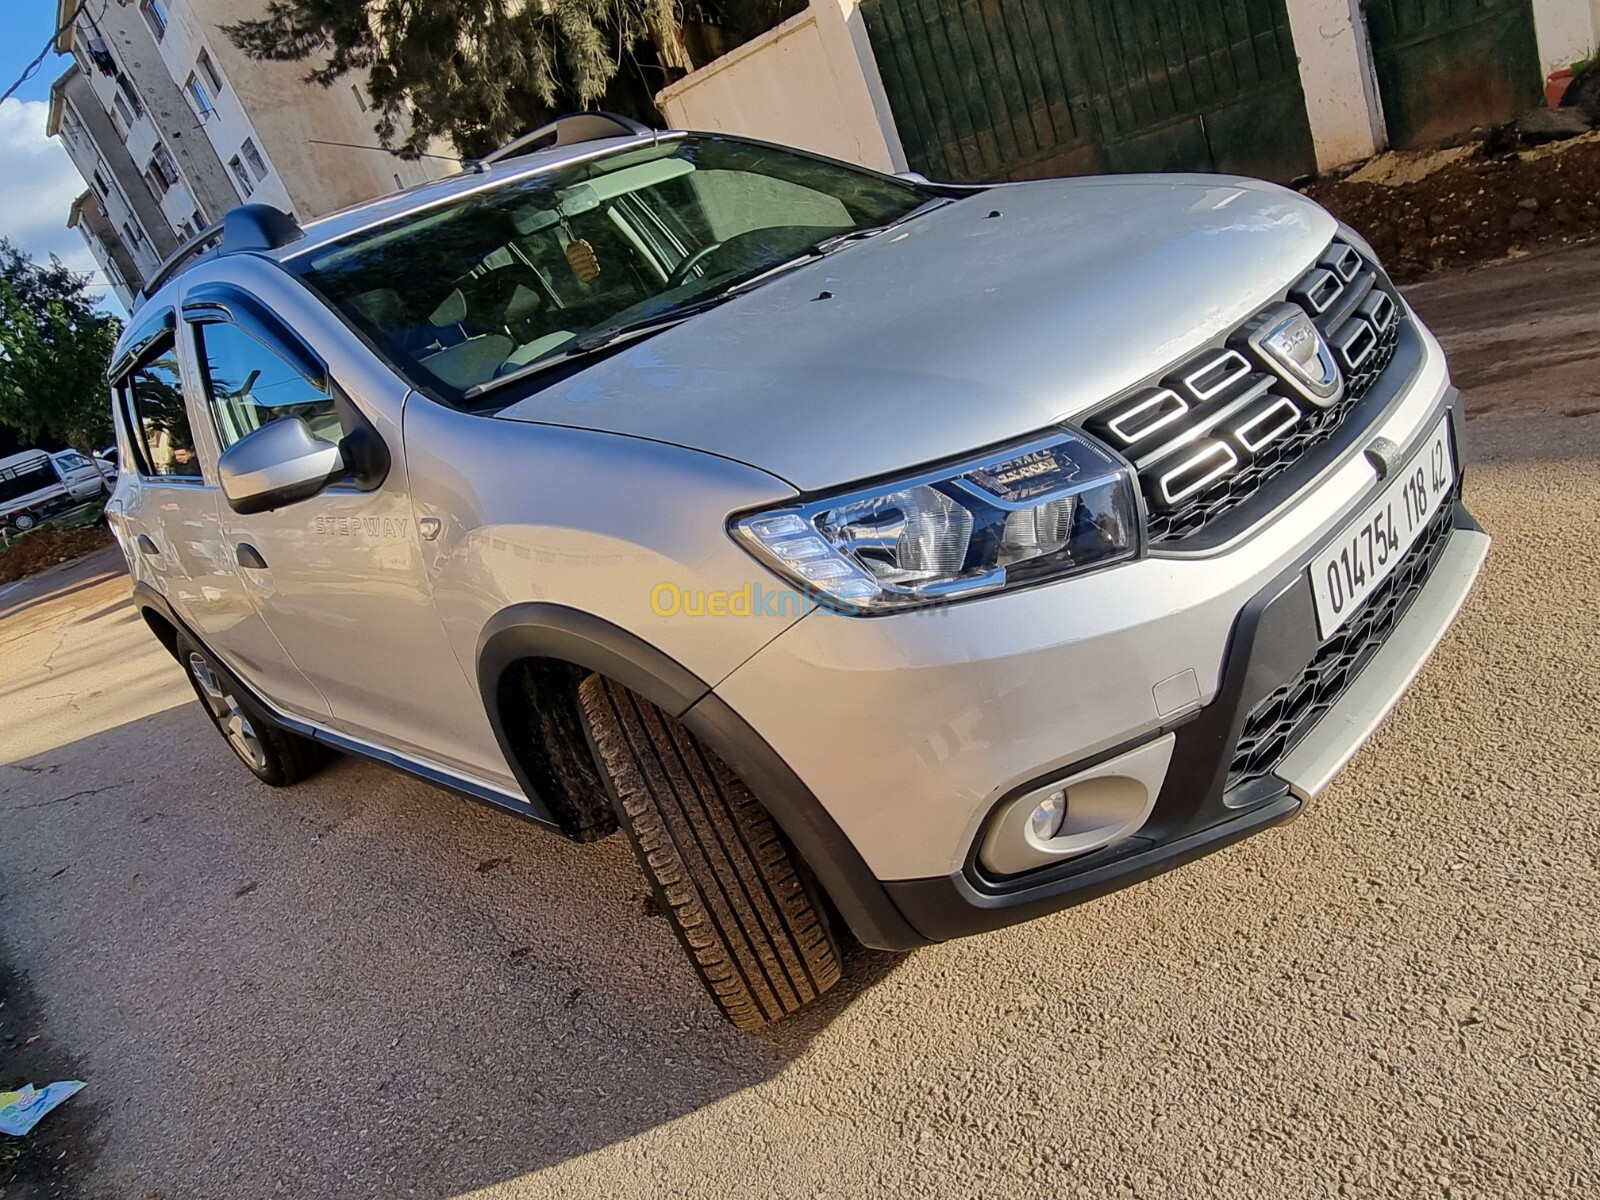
xmin=0 ymin=1081 xmax=86 ymax=1137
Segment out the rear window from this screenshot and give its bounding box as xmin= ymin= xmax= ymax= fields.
xmin=291 ymin=135 xmax=925 ymax=405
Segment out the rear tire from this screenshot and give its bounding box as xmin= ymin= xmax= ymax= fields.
xmin=175 ymin=631 xmax=329 ymax=787
xmin=578 ymin=675 xmax=842 ymax=1029
xmin=12 ymin=512 xmax=37 ymax=532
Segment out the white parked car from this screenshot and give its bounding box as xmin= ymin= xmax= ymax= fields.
xmin=0 ymin=448 xmax=111 ymax=535
xmin=51 ymin=448 xmax=116 ymax=491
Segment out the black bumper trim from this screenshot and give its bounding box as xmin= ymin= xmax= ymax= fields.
xmin=885 ymin=394 xmax=1472 ymax=943
xmin=885 ymin=793 xmax=1300 ymax=941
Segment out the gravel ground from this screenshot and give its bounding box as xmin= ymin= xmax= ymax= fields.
xmin=1 ymin=248 xmax=1599 ymax=1199
xmin=1305 ymin=131 xmax=1600 ymax=283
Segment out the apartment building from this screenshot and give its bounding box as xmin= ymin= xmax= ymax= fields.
xmin=48 ymin=0 xmax=452 ymax=307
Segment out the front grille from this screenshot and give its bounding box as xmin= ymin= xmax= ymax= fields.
xmin=1224 ymin=488 xmax=1458 ymax=794
xmin=1085 ymin=240 xmax=1404 ymax=544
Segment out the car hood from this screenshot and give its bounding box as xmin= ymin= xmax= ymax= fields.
xmin=494 ymin=175 xmax=1339 ymax=492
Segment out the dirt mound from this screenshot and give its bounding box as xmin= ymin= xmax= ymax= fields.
xmin=1305 ymin=134 xmax=1600 ymax=283
xmin=0 ymin=523 xmax=112 ymax=584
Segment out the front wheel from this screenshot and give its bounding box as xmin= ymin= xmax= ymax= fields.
xmin=175 ymin=632 xmax=329 ymax=786
xmin=578 ymin=675 xmax=842 ymax=1029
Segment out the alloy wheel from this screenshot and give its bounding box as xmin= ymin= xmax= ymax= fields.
xmin=187 ymin=653 xmax=268 ymax=772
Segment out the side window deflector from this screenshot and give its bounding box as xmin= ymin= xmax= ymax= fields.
xmin=182 ymin=284 xmax=390 ymax=493
xmin=181 ymin=286 xmax=328 ymax=392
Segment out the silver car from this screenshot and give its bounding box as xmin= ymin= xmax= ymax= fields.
xmin=105 ymin=116 xmax=1489 ymax=1028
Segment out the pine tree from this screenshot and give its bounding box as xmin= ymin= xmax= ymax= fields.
xmin=223 ymin=0 xmax=686 ymax=159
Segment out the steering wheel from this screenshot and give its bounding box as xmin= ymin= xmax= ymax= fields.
xmin=666 ymin=241 xmax=727 ymax=289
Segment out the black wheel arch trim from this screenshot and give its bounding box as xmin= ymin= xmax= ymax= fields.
xmin=477 ymin=603 xmax=711 ymax=721
xmin=130 ymin=580 xmax=184 ymax=660
xmin=475 ymin=603 xmax=930 ymax=951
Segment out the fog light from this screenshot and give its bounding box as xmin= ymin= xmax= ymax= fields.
xmin=1029 ymin=791 xmax=1067 ymax=842
xmin=978 ymin=735 xmax=1175 ymax=877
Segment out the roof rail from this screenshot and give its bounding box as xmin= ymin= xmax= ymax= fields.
xmin=474 ymin=112 xmax=653 ymax=171
xmin=133 ymin=204 xmax=303 ymax=309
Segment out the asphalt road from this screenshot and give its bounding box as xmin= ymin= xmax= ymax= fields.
xmin=3 ymin=245 xmax=1599 ymax=1199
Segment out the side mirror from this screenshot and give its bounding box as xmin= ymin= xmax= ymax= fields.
xmin=217 ymin=417 xmax=344 ymax=515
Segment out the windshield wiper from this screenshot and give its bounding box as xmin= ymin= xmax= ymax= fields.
xmin=570 ymin=292 xmax=740 ymax=353
xmin=812 ymin=196 xmax=952 ymax=254
xmin=628 ymin=199 xmax=954 ymax=316
xmin=461 ymin=341 xmax=612 ymax=401
xmin=462 ymin=293 xmax=739 ymax=401
xmin=465 ymin=198 xmax=954 ymax=402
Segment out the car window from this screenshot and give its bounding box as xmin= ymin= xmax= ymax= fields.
xmin=123 ymin=337 xmax=203 ymax=478
xmin=55 ymin=452 xmax=91 ymax=471
xmin=293 ymin=136 xmax=928 ymax=404
xmin=193 ymin=320 xmax=346 ymax=451
xmin=0 ymin=457 xmax=59 ymax=505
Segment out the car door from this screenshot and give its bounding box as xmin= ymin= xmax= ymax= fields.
xmin=180 ymin=284 xmax=511 ymax=786
xmin=49 ymin=451 xmax=105 ymax=502
xmin=106 ymin=312 xmax=331 ymax=723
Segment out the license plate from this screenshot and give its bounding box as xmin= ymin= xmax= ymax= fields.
xmin=1310 ymin=416 xmax=1455 ymax=638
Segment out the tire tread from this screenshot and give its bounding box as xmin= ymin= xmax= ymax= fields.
xmin=579 ymin=675 xmax=840 ymax=1029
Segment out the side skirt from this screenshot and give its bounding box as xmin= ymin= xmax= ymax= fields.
xmin=273 ymin=710 xmax=560 ymax=832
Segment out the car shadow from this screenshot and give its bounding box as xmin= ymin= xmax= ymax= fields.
xmin=0 ymin=702 xmax=906 ymax=1198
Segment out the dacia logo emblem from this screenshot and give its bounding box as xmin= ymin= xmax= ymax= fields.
xmin=1244 ymin=302 xmax=1343 ymax=408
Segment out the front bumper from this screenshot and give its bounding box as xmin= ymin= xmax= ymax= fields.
xmin=711 ymin=318 xmax=1486 ymax=946
xmin=883 ymin=499 xmax=1488 ymax=940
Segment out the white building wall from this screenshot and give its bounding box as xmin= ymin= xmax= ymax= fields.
xmin=70 ymin=39 xmax=167 ymax=191
xmin=56 ymin=97 xmax=164 ymax=279
xmin=190 ymin=0 xmax=450 ymax=218
xmin=156 ymin=179 xmax=202 ymax=238
xmin=62 ymin=0 xmax=240 ymax=229
xmin=73 ymin=222 xmax=135 ymax=312
xmin=148 ymin=1 xmax=296 ymax=215
xmin=1285 ymin=0 xmax=1384 ymax=168
xmin=1531 ymin=0 xmax=1600 ymax=75
xmin=657 ymin=0 xmax=905 ymax=173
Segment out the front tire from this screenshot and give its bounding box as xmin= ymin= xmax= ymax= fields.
xmin=578 ymin=675 xmax=842 ymax=1030
xmin=175 ymin=632 xmax=329 ymax=787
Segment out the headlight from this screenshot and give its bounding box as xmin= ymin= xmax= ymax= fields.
xmin=732 ymin=430 xmax=1139 ymax=613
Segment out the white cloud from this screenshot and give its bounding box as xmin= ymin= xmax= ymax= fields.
xmin=0 ymin=97 xmax=107 ymax=294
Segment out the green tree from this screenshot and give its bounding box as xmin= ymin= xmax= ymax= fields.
xmin=0 ymin=240 xmax=120 ymax=467
xmin=223 ymin=0 xmax=687 ymax=159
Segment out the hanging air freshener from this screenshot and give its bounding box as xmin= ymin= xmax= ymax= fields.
xmin=566 ymin=239 xmax=600 ymax=283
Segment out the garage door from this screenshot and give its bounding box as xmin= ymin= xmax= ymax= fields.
xmin=861 ymin=0 xmax=1317 ymax=183
xmin=1363 ymin=0 xmax=1542 ymax=150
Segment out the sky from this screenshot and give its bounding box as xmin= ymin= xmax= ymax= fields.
xmin=1 ymin=0 xmax=121 ymax=308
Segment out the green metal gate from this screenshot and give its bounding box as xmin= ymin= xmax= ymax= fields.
xmin=860 ymin=0 xmax=1317 ymax=183
xmin=1363 ymin=0 xmax=1542 ymax=150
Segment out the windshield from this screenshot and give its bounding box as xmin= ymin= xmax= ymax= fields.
xmin=291 ymin=136 xmax=931 ymax=405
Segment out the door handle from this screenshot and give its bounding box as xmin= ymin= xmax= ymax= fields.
xmin=235 ymin=543 xmax=269 ymax=570
xmin=136 ymin=534 xmax=160 ymax=556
